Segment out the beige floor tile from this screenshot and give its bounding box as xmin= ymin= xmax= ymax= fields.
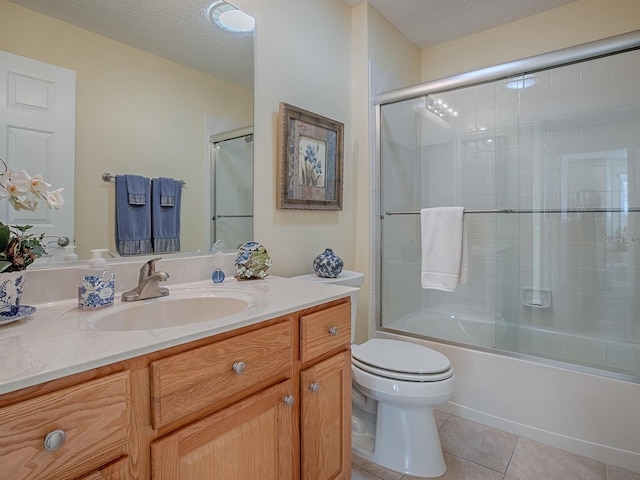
xmin=352 ymin=454 xmax=403 ymax=480
xmin=434 ymin=409 xmax=450 ymax=429
xmin=352 ymin=465 xmax=387 ymax=480
xmin=607 ymin=465 xmax=640 ymax=480
xmin=401 ymin=452 xmax=504 ymax=480
xmin=439 ymin=415 xmax=518 ymax=473
xmin=506 ymin=437 xmax=605 ymax=480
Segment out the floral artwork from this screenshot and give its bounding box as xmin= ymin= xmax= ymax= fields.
xmin=279 ymin=103 xmax=343 ymax=211
xmin=299 ymin=137 xmax=326 ymax=187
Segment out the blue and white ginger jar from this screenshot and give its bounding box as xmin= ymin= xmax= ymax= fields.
xmin=313 ymin=248 xmax=343 ymax=278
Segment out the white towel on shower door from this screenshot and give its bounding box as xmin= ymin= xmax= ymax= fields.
xmin=420 ymin=207 xmax=468 ymax=292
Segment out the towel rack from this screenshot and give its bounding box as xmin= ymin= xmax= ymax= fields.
xmin=385 ymin=207 xmax=640 ymax=215
xmin=101 ymin=172 xmax=186 ymax=186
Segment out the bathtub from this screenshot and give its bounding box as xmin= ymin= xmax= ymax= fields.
xmin=380 ymin=303 xmax=640 ymax=473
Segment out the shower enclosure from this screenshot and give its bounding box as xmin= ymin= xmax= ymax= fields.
xmin=210 ymin=127 xmax=253 ymax=249
xmin=377 ymin=31 xmax=640 ymax=381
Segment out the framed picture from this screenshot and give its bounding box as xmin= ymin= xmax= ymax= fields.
xmin=278 ymin=102 xmax=344 ymax=210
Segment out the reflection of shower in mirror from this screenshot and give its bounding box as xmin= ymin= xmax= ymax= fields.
xmin=209 ymin=126 xmax=254 ymax=250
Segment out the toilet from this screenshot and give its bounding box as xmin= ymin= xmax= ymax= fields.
xmin=292 ymin=271 xmax=455 ymax=478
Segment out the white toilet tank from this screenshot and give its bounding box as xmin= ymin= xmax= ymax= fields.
xmin=290 ymin=270 xmax=364 ymax=342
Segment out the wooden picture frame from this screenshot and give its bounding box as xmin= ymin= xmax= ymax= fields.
xmin=278 ymin=103 xmax=344 ymax=210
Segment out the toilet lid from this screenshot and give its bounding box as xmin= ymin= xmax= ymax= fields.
xmin=352 ymin=339 xmax=452 ymax=381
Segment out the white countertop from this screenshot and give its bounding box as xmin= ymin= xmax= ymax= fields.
xmin=0 ymin=276 xmax=356 ymax=395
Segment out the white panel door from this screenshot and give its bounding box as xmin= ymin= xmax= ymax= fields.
xmin=0 ymin=50 xmax=75 ymax=255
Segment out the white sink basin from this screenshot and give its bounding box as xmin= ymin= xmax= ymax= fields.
xmin=87 ymin=288 xmax=262 ymax=331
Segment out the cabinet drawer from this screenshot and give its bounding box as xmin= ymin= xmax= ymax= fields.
xmin=151 ymin=320 xmax=293 ymax=429
xmin=0 ymin=371 xmax=130 ymax=480
xmin=300 ymin=302 xmax=351 ymax=364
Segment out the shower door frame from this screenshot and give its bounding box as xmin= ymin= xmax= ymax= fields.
xmin=373 ymin=29 xmax=640 ymax=383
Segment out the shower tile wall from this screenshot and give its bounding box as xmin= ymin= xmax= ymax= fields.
xmin=380 ymin=49 xmax=640 ymax=376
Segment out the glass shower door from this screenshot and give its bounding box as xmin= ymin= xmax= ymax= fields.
xmin=212 ymin=133 xmax=253 ymax=249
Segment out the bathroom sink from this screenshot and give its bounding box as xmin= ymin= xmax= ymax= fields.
xmin=88 ymin=288 xmax=261 ymax=331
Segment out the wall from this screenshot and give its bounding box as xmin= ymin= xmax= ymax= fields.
xmin=235 ymin=0 xmax=355 ymax=280
xmin=0 ymin=0 xmax=253 ymax=259
xmin=420 ymin=0 xmax=640 ymax=82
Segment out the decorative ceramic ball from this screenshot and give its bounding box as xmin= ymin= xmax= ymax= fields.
xmin=235 ymin=241 xmax=272 ymax=280
xmin=313 ymin=248 xmax=343 ymax=278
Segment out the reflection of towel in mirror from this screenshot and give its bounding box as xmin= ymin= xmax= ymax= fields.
xmin=152 ymin=178 xmax=181 ymax=253
xmin=115 ymin=175 xmax=152 ymax=255
xmin=159 ymin=177 xmax=176 ymax=206
xmin=420 ymin=207 xmax=468 ymax=292
xmin=125 ymin=174 xmax=147 ymax=205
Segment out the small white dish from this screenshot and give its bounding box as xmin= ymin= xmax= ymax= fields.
xmin=0 ymin=305 xmax=37 ymax=326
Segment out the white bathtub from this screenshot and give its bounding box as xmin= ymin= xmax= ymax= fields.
xmin=380 ymin=303 xmax=640 ymax=473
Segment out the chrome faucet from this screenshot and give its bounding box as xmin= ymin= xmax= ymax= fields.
xmin=121 ymin=258 xmax=170 ymax=302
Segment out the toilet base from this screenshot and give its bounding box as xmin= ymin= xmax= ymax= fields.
xmin=352 ymin=402 xmax=447 ymax=478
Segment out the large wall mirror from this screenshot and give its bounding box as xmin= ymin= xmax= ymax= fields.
xmin=0 ymin=0 xmax=254 ymax=262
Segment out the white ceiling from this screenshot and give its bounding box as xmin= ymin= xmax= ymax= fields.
xmin=9 ymin=0 xmax=577 ymax=88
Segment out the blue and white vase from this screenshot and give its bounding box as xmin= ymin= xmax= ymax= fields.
xmin=0 ymin=271 xmax=26 ymax=317
xmin=313 ymin=248 xmax=343 ymax=278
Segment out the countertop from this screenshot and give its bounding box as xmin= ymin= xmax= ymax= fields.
xmin=0 ymin=276 xmax=357 ymax=395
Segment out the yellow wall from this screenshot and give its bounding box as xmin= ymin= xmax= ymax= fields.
xmin=238 ymin=0 xmax=356 ymax=279
xmin=0 ymin=0 xmax=253 ymax=259
xmin=421 ymin=0 xmax=640 ymax=81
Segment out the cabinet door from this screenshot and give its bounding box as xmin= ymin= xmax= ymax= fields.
xmin=301 ymin=350 xmax=351 ymax=480
xmin=151 ymin=380 xmax=296 ymax=480
xmin=74 ymin=457 xmax=130 ymax=480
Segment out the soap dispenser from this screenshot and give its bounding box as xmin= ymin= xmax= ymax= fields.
xmin=78 ymin=249 xmax=115 ymax=310
xmin=62 ymin=245 xmax=78 ymax=261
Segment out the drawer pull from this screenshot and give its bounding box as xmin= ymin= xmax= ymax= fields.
xmin=283 ymin=395 xmax=295 ymax=407
xmin=328 ymin=326 xmax=339 ymax=336
xmin=232 ymin=361 xmax=246 ymax=375
xmin=309 ymin=382 xmax=320 ymax=394
xmin=43 ymin=429 xmax=67 ymax=451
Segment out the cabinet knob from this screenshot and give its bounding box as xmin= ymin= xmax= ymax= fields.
xmin=283 ymin=395 xmax=295 ymax=407
xmin=328 ymin=326 xmax=339 ymax=336
xmin=232 ymin=361 xmax=246 ymax=375
xmin=43 ymin=429 xmax=67 ymax=451
xmin=309 ymin=382 xmax=320 ymax=393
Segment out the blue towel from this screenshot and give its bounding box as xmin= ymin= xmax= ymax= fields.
xmin=125 ymin=174 xmax=147 ymax=205
xmin=115 ymin=175 xmax=153 ymax=255
xmin=152 ymin=178 xmax=181 ymax=253
xmin=159 ymin=177 xmax=176 ymax=207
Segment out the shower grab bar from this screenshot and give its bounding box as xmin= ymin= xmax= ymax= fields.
xmin=101 ymin=172 xmax=186 ymax=185
xmin=385 ymin=207 xmax=640 ymax=215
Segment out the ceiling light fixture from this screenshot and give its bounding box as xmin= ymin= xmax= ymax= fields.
xmin=208 ymin=1 xmax=255 ymax=33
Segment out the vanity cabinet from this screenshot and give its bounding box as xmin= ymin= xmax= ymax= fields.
xmin=0 ymin=297 xmax=352 ymax=480
xmin=0 ymin=371 xmax=131 ymax=480
xmin=299 ymin=303 xmax=352 ymax=480
xmin=151 ymin=380 xmax=296 ymax=479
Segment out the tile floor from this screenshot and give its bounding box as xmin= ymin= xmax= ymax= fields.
xmin=351 ymin=410 xmax=640 ymax=480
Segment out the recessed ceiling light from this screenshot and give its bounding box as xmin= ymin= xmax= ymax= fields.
xmin=208 ymin=1 xmax=255 ymax=33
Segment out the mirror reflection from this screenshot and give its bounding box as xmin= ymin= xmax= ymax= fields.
xmin=0 ymin=0 xmax=254 ymax=262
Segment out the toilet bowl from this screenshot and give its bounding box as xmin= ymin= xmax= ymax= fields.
xmin=291 ymin=271 xmax=455 ymax=478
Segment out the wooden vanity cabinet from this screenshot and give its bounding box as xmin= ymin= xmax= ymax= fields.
xmin=299 ymin=302 xmax=352 ymax=480
xmin=0 ymin=371 xmax=131 ymax=480
xmin=0 ymin=297 xmax=352 ymax=480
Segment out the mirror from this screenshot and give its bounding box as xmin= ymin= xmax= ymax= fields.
xmin=1 ymin=0 xmax=254 ymax=262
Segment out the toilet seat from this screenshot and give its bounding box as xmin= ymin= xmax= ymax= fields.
xmin=352 ymin=339 xmax=453 ymax=382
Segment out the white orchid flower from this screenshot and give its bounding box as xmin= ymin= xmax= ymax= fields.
xmin=8 ymin=170 xmax=33 ymax=194
xmin=43 ymin=188 xmax=64 ymax=209
xmin=30 ymin=174 xmax=52 ymax=194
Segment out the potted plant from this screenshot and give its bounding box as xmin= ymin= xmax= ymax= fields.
xmin=0 ymin=159 xmax=64 ymax=316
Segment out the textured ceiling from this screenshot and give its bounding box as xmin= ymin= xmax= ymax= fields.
xmin=344 ymin=0 xmax=577 ymax=49
xmin=9 ymin=0 xmax=577 ymax=88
